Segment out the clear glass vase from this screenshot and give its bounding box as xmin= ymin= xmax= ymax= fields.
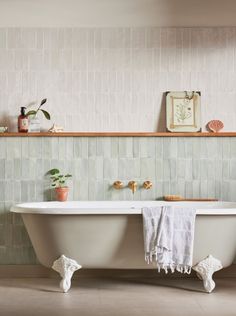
xmin=29 ymin=117 xmax=40 ymax=132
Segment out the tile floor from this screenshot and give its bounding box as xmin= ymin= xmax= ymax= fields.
xmin=0 ymin=277 xmax=235 ymax=316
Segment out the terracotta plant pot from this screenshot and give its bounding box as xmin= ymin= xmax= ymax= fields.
xmin=55 ymin=187 xmax=69 ymax=202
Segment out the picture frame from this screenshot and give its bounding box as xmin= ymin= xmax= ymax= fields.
xmin=166 ymin=91 xmax=201 ymax=132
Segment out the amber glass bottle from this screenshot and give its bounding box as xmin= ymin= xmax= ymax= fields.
xmin=18 ymin=107 xmax=29 ymax=133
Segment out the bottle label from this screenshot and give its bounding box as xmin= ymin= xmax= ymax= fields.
xmin=21 ymin=119 xmax=28 ymax=127
xmin=19 ymin=118 xmax=28 ymax=131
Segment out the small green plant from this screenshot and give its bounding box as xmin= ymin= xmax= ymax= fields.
xmin=49 ymin=169 xmax=72 ymax=188
xmin=26 ymin=98 xmax=51 ymax=120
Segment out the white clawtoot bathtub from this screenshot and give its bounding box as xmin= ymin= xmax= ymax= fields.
xmin=11 ymin=201 xmax=236 ymax=293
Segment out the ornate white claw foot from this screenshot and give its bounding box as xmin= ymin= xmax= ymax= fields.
xmin=193 ymin=255 xmax=223 ymax=293
xmin=52 ymin=255 xmax=82 ymax=293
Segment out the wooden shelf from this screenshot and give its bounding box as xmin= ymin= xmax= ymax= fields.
xmin=1 ymin=132 xmax=236 ymax=137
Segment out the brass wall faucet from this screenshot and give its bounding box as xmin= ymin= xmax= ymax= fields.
xmin=113 ymin=181 xmax=124 ymax=190
xmin=128 ymin=181 xmax=137 ymax=194
xmin=143 ymin=180 xmax=153 ymax=190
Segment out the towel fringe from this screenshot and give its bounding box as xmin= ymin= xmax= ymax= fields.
xmin=145 ymin=253 xmax=192 ymax=274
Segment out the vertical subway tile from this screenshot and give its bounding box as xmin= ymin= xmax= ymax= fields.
xmin=118 ymin=137 xmax=133 ymax=158
xmin=155 ymin=138 xmax=163 ymax=158
xmin=103 ymin=158 xmax=118 ymax=179
xmin=140 ymin=158 xmax=155 ymax=179
xmin=88 ymin=157 xmax=103 ymax=180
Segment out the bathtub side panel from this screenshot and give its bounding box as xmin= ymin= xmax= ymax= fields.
xmin=22 ymin=214 xmax=236 ymax=269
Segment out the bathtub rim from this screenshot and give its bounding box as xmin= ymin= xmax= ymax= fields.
xmin=10 ymin=200 xmax=236 ymax=215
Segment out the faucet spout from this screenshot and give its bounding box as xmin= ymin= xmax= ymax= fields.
xmin=128 ymin=181 xmax=137 ymax=194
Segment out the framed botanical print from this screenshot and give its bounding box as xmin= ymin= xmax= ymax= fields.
xmin=166 ymin=91 xmax=201 ymax=132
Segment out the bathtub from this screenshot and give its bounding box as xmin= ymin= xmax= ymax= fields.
xmin=11 ymin=201 xmax=236 ymax=293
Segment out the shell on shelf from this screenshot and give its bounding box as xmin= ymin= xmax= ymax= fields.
xmin=48 ymin=124 xmax=64 ymax=133
xmin=207 ymin=120 xmax=224 ymax=133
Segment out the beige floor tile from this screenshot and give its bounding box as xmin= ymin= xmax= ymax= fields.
xmin=0 ymin=278 xmax=235 ymax=316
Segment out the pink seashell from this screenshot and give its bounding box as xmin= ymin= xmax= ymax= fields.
xmin=207 ymin=120 xmax=224 ymax=133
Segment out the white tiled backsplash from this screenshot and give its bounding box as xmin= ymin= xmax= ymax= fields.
xmin=0 ymin=27 xmax=235 ymax=132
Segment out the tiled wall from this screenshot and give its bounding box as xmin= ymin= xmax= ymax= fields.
xmin=0 ymin=136 xmax=236 ymax=264
xmin=0 ymin=27 xmax=236 ymax=131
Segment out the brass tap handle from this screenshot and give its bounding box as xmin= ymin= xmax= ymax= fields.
xmin=128 ymin=181 xmax=137 ymax=194
xmin=113 ymin=181 xmax=124 ymax=190
xmin=143 ymin=180 xmax=153 ymax=190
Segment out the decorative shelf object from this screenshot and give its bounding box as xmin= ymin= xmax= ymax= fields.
xmin=0 ymin=132 xmax=236 ymax=137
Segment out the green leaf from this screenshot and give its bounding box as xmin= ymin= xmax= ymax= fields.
xmin=65 ymin=174 xmax=72 ymax=178
xmin=59 ymin=181 xmax=65 ymax=184
xmin=26 ymin=110 xmax=37 ymax=117
xmin=51 ymin=184 xmax=56 ymax=187
xmin=40 ymin=98 xmax=47 ymax=106
xmin=49 ymin=168 xmax=60 ymax=175
xmin=41 ymin=109 xmax=51 ymax=120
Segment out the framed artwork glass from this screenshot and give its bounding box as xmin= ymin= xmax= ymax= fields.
xmin=166 ymin=91 xmax=201 ymax=132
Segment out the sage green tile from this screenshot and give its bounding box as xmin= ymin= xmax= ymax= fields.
xmin=21 ymin=138 xmax=29 ymax=158
xmin=73 ymin=158 xmax=88 ymax=180
xmin=140 ymin=158 xmax=155 ymax=179
xmin=0 ymin=159 xmax=5 ymax=179
xmin=177 ymin=138 xmax=186 ymax=158
xmin=185 ymin=181 xmax=193 ymax=198
xmin=5 ymin=159 xmax=14 ymax=179
xmin=14 ymin=158 xmax=21 ymax=179
xmin=88 ymin=180 xmax=104 ymax=200
xmin=0 ymin=138 xmax=6 ymax=158
xmin=222 ymin=137 xmax=230 ymax=159
xmin=14 ymin=181 xmax=21 ymax=202
xmin=118 ymin=158 xmax=140 ymax=179
xmin=89 ymin=157 xmax=103 ymax=180
xmin=200 ymin=180 xmax=208 ymax=198
xmin=163 ymin=159 xmax=170 ymax=180
xmin=88 ymin=138 xmax=97 ymax=157
xmin=200 ymin=159 xmax=208 ymax=180
xmin=42 ymin=137 xmax=52 ymax=158
xmin=28 ymin=138 xmax=42 ymax=158
xmin=139 ymin=138 xmax=155 ymax=158
xmin=229 ymin=159 xmax=236 ymax=179
xmin=111 ymin=138 xmax=119 ymax=158
xmin=58 ymin=137 xmax=66 ymax=159
xmin=0 ymin=225 xmax=5 ymax=246
xmin=192 ymin=138 xmax=201 ymax=159
xmin=185 ymin=138 xmax=193 ymax=158
xmin=192 ymin=159 xmax=200 ymax=180
xmin=156 ymin=159 xmax=163 ymax=180
xmin=4 ymin=181 xmax=13 ymax=201
xmin=163 ymin=181 xmax=170 ymax=195
xmin=7 ymin=138 xmax=21 ymax=158
xmin=97 ymin=138 xmax=111 ymax=157
xmin=156 ymin=181 xmax=163 ymax=200
xmin=206 ymin=138 xmax=218 ymax=159
xmin=223 ymin=160 xmax=229 ymax=179
xmin=230 ymin=138 xmax=236 ymax=158
xmin=118 ymin=137 xmax=133 ymax=158
xmin=215 ymin=180 xmax=222 ymax=200
xmin=229 ymin=180 xmax=236 ymax=201
xmin=155 ymin=138 xmax=163 ymax=158
xmin=74 ymin=137 xmax=88 ymax=158
xmin=103 ymin=158 xmax=118 ymax=179
xmin=0 ymin=180 xmax=5 ymax=201
xmin=65 ymin=137 xmax=74 ymax=159
xmin=207 ymin=180 xmax=215 ymax=198
xmin=51 ymin=137 xmax=59 ymax=159
xmin=192 ymin=180 xmax=200 ymax=198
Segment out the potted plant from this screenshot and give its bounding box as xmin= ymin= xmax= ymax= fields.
xmin=26 ymin=98 xmax=51 ymax=132
xmin=49 ymin=168 xmax=72 ymax=202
